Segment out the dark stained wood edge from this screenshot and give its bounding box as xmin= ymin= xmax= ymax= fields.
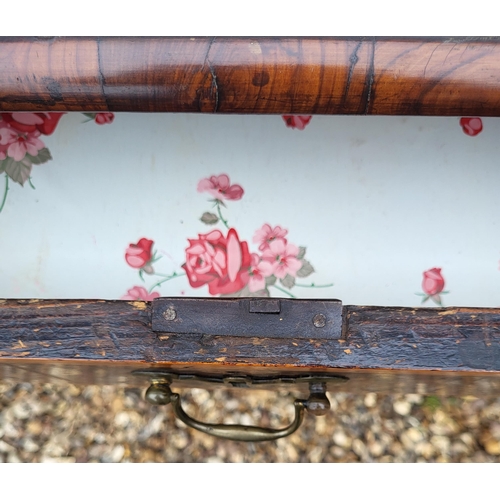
xmin=2 ymin=37 xmax=500 ymax=116
xmin=1 ymin=299 xmax=500 ymax=395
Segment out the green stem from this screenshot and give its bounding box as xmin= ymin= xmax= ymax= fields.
xmin=0 ymin=174 xmax=9 ymax=214
xmin=152 ymin=272 xmax=178 ymax=278
xmin=28 ymin=177 xmax=36 ymax=190
xmin=216 ymin=202 xmax=230 ymax=229
xmin=149 ymin=272 xmax=185 ymax=293
xmin=272 ymin=284 xmax=296 ymax=298
xmin=294 ymin=282 xmax=334 ymax=288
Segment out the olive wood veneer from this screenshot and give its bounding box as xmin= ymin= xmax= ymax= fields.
xmin=2 ymin=36 xmax=500 ymax=116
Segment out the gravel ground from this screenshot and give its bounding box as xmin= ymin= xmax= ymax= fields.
xmin=1 ymin=381 xmax=500 ymax=462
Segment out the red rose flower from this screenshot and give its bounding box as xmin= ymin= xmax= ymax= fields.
xmin=422 ymin=268 xmax=445 ymax=296
xmin=1 ymin=112 xmax=65 ymax=135
xmin=95 ymin=113 xmax=115 ymax=125
xmin=459 ymin=117 xmax=483 ymax=136
xmin=125 ymin=238 xmax=154 ymax=269
xmin=282 ymin=115 xmax=312 ymax=130
xmin=182 ymin=228 xmax=251 ymax=295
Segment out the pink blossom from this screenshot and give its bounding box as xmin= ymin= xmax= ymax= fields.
xmin=247 ymin=253 xmax=274 ymax=292
xmin=197 ymin=174 xmax=244 ymax=201
xmin=282 ymin=115 xmax=312 ymax=130
xmin=0 ymin=127 xmax=44 ymax=161
xmin=261 ymin=239 xmax=302 ymax=279
xmin=121 ymin=286 xmax=160 ymax=301
xmin=253 ymin=223 xmax=289 ymax=251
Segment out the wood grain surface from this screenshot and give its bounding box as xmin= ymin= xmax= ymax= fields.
xmin=2 ymin=37 xmax=500 ymax=115
xmin=1 ymin=299 xmax=500 ymax=396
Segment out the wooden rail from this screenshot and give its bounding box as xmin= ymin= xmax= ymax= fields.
xmin=1 ymin=299 xmax=499 ymax=396
xmin=2 ymin=36 xmax=500 ymax=115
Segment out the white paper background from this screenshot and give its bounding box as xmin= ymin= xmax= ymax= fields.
xmin=1 ymin=113 xmax=499 ymax=306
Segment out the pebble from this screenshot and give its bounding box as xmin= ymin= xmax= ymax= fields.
xmin=22 ymin=438 xmax=40 ymax=453
xmin=26 ymin=420 xmax=43 ymax=436
xmin=400 ymin=428 xmax=424 ymax=449
xmin=430 ymin=435 xmax=451 ymax=455
xmin=1 ymin=382 xmax=500 ymax=462
xmin=368 ymin=441 xmax=385 ymax=457
xmin=102 ymin=445 xmax=125 ymax=463
xmin=483 ymin=438 xmax=500 ymax=456
xmin=364 ymin=393 xmax=377 ymax=408
xmin=332 ymin=430 xmax=352 ymax=449
xmin=393 ymin=400 xmax=412 ymax=416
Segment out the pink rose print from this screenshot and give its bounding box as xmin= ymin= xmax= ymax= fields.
xmin=0 ymin=127 xmax=44 ymax=162
xmin=129 ymin=172 xmax=333 ymax=300
xmin=253 ymin=224 xmax=289 ymax=251
xmin=95 ymin=113 xmax=115 ymax=125
xmin=459 ymin=117 xmax=483 ymax=136
xmin=248 ymin=253 xmax=274 ymax=292
xmin=197 ymin=174 xmax=244 ymax=201
xmin=282 ymin=115 xmax=312 ymax=130
xmin=261 ymin=238 xmax=303 ymax=279
xmin=419 ymin=267 xmax=447 ymax=306
xmin=121 ymin=286 xmax=160 ymax=301
xmin=182 ymin=228 xmax=252 ymax=295
xmin=125 ymin=238 xmax=155 ymax=273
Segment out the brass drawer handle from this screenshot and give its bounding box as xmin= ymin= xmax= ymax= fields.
xmin=144 ymin=381 xmax=331 ymax=442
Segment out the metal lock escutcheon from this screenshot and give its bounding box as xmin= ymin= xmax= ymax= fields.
xmin=151 ymin=297 xmax=342 ymax=340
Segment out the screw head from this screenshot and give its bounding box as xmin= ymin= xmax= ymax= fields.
xmin=163 ymin=306 xmax=177 ymax=321
xmin=313 ymin=313 xmax=327 ymax=328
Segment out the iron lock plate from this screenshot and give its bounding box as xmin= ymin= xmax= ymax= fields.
xmin=151 ymin=297 xmax=342 ymax=340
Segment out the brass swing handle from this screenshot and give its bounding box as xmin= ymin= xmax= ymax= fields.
xmin=145 ymin=382 xmax=330 ymax=442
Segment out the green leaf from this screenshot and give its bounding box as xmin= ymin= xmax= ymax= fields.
xmin=242 ymin=286 xmax=270 ymax=298
xmin=297 ymin=246 xmax=306 ymax=260
xmin=280 ymin=274 xmax=296 ymax=289
xmin=4 ymin=157 xmax=33 ymax=186
xmin=265 ymin=275 xmax=277 ymax=286
xmin=248 ymin=287 xmax=270 ymax=297
xmin=431 ymin=294 xmax=443 ymax=306
xmin=296 ymin=259 xmax=315 ymax=278
xmin=25 ymin=148 xmax=52 ymax=165
xmin=200 ymin=212 xmax=219 ymax=225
